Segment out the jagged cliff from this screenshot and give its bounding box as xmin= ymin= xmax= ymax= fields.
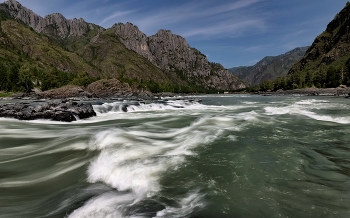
xmin=113 ymin=22 xmax=154 ymax=63
xmin=113 ymin=23 xmax=245 ymax=90
xmin=288 ymin=2 xmax=350 ymax=79
xmin=1 ymin=0 xmax=104 ymax=40
xmin=229 ymin=47 xmax=308 ymax=86
xmin=0 ymin=0 xmax=245 ymax=92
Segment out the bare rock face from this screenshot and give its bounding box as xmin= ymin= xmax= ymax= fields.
xmin=2 ymin=0 xmax=103 ymax=39
xmin=114 ymin=24 xmax=245 ymax=90
xmin=2 ymin=0 xmax=42 ymax=30
xmin=148 ymin=30 xmax=209 ymax=74
xmin=113 ymin=23 xmax=154 ymax=63
xmin=43 ymin=13 xmax=96 ymax=38
xmin=148 ymin=29 xmax=245 ymax=90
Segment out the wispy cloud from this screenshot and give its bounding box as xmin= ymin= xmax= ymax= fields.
xmin=201 ymin=0 xmax=261 ymax=16
xmin=244 ymin=44 xmax=271 ymax=52
xmin=122 ymin=0 xmax=265 ymax=37
xmin=100 ymin=10 xmax=137 ymax=25
xmin=182 ymin=19 xmax=265 ymax=38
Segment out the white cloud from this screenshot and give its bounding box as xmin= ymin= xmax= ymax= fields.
xmin=122 ymin=0 xmax=265 ymax=37
xmin=244 ymin=44 xmax=271 ymax=52
xmin=182 ymin=19 xmax=265 ymax=38
xmin=100 ymin=10 xmax=137 ymax=25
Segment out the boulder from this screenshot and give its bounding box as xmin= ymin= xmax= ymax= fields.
xmin=0 ymin=100 xmax=96 ymax=122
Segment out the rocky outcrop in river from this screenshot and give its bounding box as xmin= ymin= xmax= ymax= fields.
xmin=0 ymin=100 xmax=96 ymax=122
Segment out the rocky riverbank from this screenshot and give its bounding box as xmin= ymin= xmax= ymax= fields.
xmin=255 ymin=86 xmax=350 ymax=97
xmin=4 ymin=79 xmax=155 ymax=101
xmin=0 ymin=99 xmax=96 ymax=122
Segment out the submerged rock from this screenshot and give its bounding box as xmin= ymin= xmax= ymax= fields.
xmin=0 ymin=100 xmax=96 ymax=122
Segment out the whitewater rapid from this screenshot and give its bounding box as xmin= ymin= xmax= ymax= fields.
xmin=1 ymin=95 xmax=350 ymax=218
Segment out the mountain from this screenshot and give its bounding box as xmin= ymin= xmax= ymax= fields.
xmin=0 ymin=0 xmax=245 ymax=93
xmin=112 ymin=22 xmax=245 ymax=91
xmin=229 ymin=47 xmax=308 ymax=86
xmin=288 ymin=2 xmax=350 ymax=87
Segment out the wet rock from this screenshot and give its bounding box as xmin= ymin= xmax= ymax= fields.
xmin=52 ymin=111 xmax=76 ymax=122
xmin=0 ymin=100 xmax=96 ymax=122
xmin=121 ymin=104 xmax=128 ymax=112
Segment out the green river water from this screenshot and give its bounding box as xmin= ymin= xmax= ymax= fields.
xmin=0 ymin=95 xmax=350 ymax=218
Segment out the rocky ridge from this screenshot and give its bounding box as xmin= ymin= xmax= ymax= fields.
xmin=1 ymin=0 xmax=104 ymax=39
xmin=0 ymin=0 xmax=245 ymax=91
xmin=113 ymin=22 xmax=154 ymax=63
xmin=113 ymin=23 xmax=245 ymax=90
xmin=230 ymin=47 xmax=308 ymax=86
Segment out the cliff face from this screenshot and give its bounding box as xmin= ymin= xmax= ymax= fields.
xmin=113 ymin=24 xmax=245 ymax=90
xmin=113 ymin=22 xmax=154 ymax=63
xmin=148 ymin=29 xmax=209 ymax=75
xmin=0 ymin=0 xmax=245 ymax=91
xmin=1 ymin=0 xmax=104 ymax=40
xmin=230 ymin=47 xmax=308 ymax=86
xmin=289 ymin=3 xmax=350 ymax=76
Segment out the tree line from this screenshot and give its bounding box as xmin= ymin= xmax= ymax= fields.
xmin=0 ymin=63 xmax=219 ymax=94
xmin=248 ymin=59 xmax=350 ymax=92
xmin=0 ymin=63 xmax=98 ymax=93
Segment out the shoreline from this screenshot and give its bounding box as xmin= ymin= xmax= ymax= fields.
xmin=1 ymin=87 xmax=349 ymax=122
xmin=1 ymin=86 xmax=350 ymax=102
xmin=250 ymin=87 xmax=350 ymax=97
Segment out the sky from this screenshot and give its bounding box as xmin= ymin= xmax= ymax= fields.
xmin=13 ymin=0 xmax=350 ymax=68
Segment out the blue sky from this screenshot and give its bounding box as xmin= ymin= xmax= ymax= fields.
xmin=14 ymin=0 xmax=350 ymax=68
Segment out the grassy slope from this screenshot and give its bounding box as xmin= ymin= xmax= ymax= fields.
xmin=0 ymin=10 xmax=189 ymax=90
xmin=75 ymin=28 xmax=187 ymax=86
xmin=0 ymin=16 xmax=99 ymax=76
xmin=289 ymin=3 xmax=350 ymax=77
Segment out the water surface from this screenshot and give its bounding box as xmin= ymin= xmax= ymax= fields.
xmin=1 ymin=95 xmax=350 ymax=217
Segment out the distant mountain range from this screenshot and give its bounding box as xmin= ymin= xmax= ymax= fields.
xmin=229 ymin=47 xmax=308 ymax=86
xmin=0 ymin=0 xmax=245 ymax=93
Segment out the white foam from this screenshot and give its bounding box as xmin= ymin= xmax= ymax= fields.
xmin=93 ymin=100 xmax=204 ymax=115
xmin=86 ymin=117 xmax=220 ymax=197
xmin=264 ymin=106 xmax=291 ymax=115
xmin=68 ymin=192 xmax=135 ymax=218
xmin=295 ymin=99 xmax=329 ymax=105
xmin=66 ymin=97 xmax=268 ymax=217
xmin=264 ymin=103 xmax=350 ymax=124
xmin=302 ymin=110 xmax=350 ymax=124
xmin=74 ymin=113 xmax=246 ymax=217
xmin=155 ymin=191 xmax=206 ymax=218
xmin=92 ymin=100 xmax=251 ymax=117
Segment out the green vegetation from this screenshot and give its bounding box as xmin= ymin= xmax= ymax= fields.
xmin=0 ymin=63 xmax=99 ymax=92
xmin=0 ymin=11 xmax=175 ymax=93
xmin=245 ymin=2 xmax=350 ymax=92
xmin=0 ymin=92 xmax=12 ymax=97
xmin=0 ymin=6 xmax=238 ymax=94
xmin=247 ymin=58 xmax=350 ymax=92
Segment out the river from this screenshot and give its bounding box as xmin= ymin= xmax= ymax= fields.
xmin=1 ymin=95 xmax=350 ymax=218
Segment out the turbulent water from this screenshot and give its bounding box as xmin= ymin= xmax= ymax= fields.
xmin=1 ymin=95 xmax=350 ymax=218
